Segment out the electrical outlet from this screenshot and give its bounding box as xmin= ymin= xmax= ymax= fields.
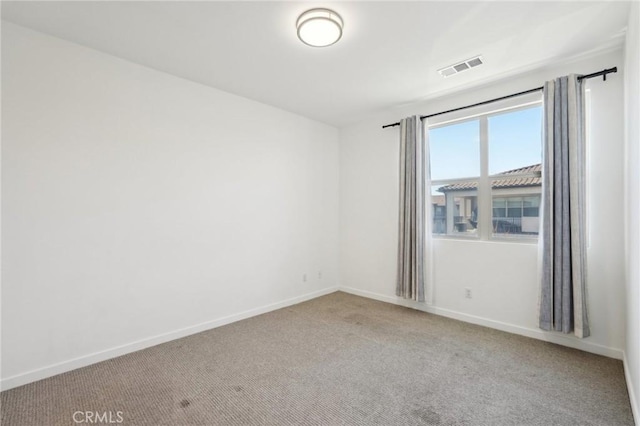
xmin=303 ymin=274 xmax=307 ymax=282
xmin=318 ymin=271 xmax=322 ymax=279
xmin=464 ymin=288 xmax=472 ymax=299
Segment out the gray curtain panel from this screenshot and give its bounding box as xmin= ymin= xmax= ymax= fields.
xmin=539 ymin=75 xmax=590 ymax=338
xmin=396 ymin=116 xmax=426 ymax=302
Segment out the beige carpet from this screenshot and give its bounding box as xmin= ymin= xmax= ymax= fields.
xmin=1 ymin=292 xmax=634 ymax=425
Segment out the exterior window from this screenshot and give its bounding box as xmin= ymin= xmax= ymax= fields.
xmin=491 ymin=192 xmax=541 ymax=236
xmin=429 ymin=97 xmax=542 ymax=240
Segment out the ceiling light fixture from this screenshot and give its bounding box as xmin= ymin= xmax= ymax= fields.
xmin=296 ymin=8 xmax=343 ymax=47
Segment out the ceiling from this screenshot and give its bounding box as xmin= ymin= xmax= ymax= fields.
xmin=1 ymin=1 xmax=631 ymax=127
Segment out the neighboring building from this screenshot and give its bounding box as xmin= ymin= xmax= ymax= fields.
xmin=433 ymin=164 xmax=542 ymax=235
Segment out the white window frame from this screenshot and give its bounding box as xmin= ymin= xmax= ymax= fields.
xmin=428 ymin=92 xmax=543 ymax=243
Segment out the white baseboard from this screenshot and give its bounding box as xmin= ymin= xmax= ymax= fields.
xmin=2 ymin=285 xmax=627 ymax=393
xmin=339 ymin=286 xmax=624 ymax=360
xmin=0 ymin=286 xmax=339 ymax=392
xmin=623 ymin=351 xmax=639 ymax=425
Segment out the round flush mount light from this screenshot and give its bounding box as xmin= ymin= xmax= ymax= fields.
xmin=296 ymin=8 xmax=343 ymax=47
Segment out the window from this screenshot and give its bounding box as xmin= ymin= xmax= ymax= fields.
xmin=491 ymin=195 xmax=540 ymax=235
xmin=429 ymin=94 xmax=542 ymax=240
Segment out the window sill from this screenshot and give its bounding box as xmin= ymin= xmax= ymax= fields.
xmin=489 ymin=236 xmax=538 ymax=245
xmin=432 ymin=235 xmax=538 ymax=244
xmin=432 ymin=234 xmax=479 ymax=241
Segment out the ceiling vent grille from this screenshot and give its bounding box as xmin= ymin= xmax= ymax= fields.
xmin=438 ymin=55 xmax=484 ymax=78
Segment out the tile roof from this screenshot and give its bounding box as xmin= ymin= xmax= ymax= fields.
xmin=437 ymin=164 xmax=542 ymax=192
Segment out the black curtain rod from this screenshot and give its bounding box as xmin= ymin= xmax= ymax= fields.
xmin=381 ymin=67 xmax=617 ymax=129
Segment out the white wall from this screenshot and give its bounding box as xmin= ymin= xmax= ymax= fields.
xmin=1 ymin=22 xmax=340 ymax=389
xmin=340 ymin=48 xmax=626 ymax=358
xmin=624 ymin=1 xmax=640 ymax=421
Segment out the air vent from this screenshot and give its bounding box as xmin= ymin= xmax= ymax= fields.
xmin=438 ymin=55 xmax=484 ymax=78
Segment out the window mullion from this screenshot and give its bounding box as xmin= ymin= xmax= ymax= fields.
xmin=479 ymin=116 xmax=491 ymax=240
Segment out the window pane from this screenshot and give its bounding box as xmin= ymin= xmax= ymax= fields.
xmin=488 ymin=107 xmax=542 ymax=176
xmin=523 ymin=196 xmax=540 ymax=217
xmin=430 ymin=120 xmax=480 ymax=180
xmin=431 ymin=184 xmax=478 ymax=236
xmin=493 ymin=198 xmax=506 ymax=218
xmin=506 ymin=197 xmax=523 ymax=217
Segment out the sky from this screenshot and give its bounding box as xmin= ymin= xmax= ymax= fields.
xmin=429 ymin=106 xmax=542 ymax=181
